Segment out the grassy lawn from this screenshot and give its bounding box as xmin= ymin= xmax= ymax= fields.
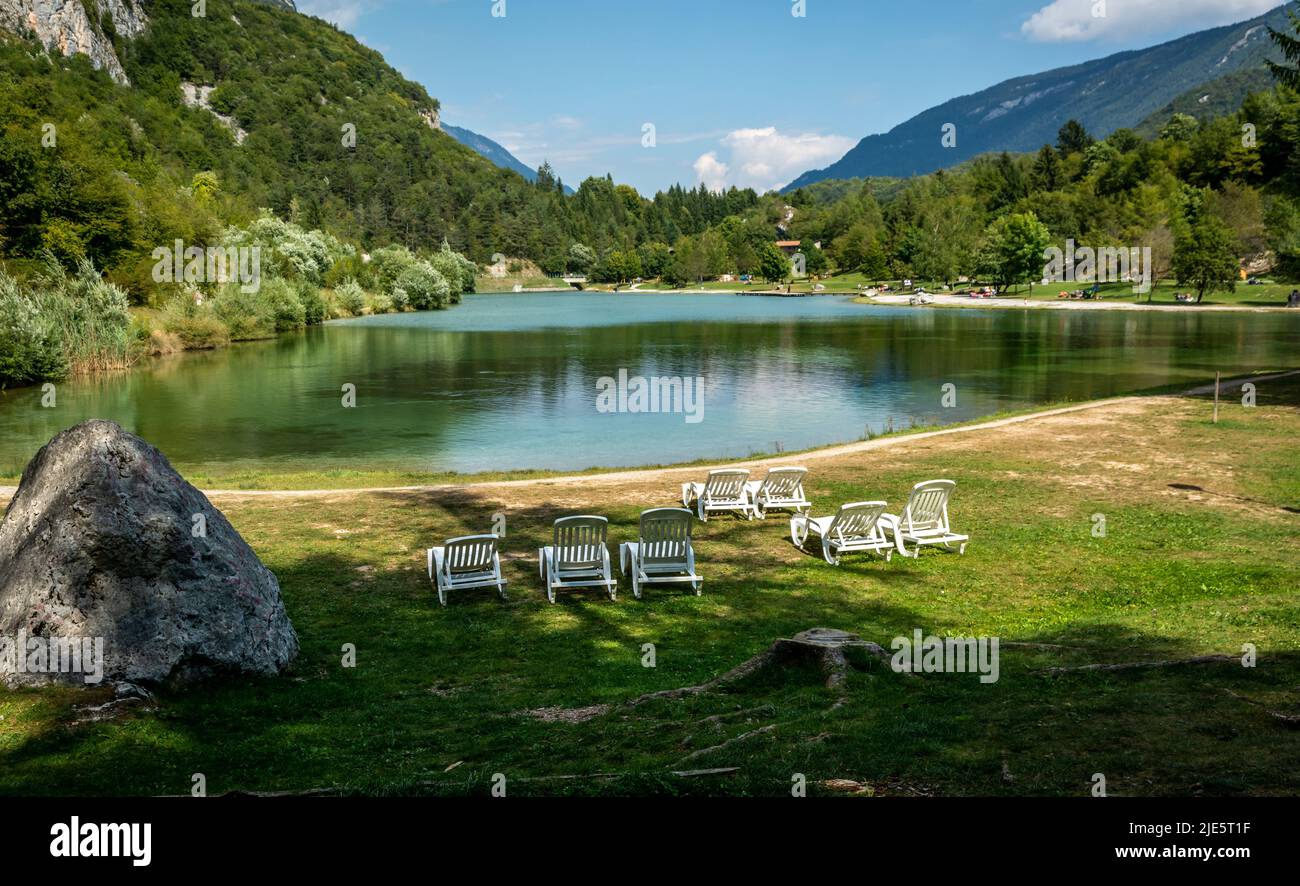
xmin=1008 ymin=279 xmax=1297 ymax=308
xmin=475 ymin=275 xmax=571 ymax=293
xmin=1 ymin=379 xmax=1298 ymax=797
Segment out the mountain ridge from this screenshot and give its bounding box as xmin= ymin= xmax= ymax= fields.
xmin=786 ymin=5 xmax=1290 ymax=190
xmin=442 ymin=123 xmax=575 ymax=194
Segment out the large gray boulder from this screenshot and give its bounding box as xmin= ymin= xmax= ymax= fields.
xmin=0 ymin=420 xmax=298 ymax=688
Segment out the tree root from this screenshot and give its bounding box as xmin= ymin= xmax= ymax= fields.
xmin=675 ymin=724 xmax=776 ymax=766
xmin=1221 ymin=688 xmax=1300 ymax=729
xmin=628 ymin=628 xmax=896 ymax=709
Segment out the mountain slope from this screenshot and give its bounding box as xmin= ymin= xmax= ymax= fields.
xmin=443 ymin=123 xmax=574 ymax=193
xmin=786 ymin=5 xmax=1289 ymax=189
xmin=1134 ymin=66 xmax=1278 ymax=138
xmin=0 ymin=0 xmax=564 ymax=266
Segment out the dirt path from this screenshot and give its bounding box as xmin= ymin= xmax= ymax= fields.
xmin=0 ymin=371 xmax=1294 ymax=504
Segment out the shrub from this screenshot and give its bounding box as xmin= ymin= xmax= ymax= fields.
xmin=429 ymin=246 xmax=475 ymax=303
xmin=296 ymin=280 xmax=327 ymax=326
xmin=261 ymin=278 xmax=307 ymax=331
xmin=394 ymin=261 xmax=450 ymax=310
xmin=368 ymin=291 xmax=394 ymax=314
xmin=161 ymin=300 xmax=230 ymax=349
xmin=214 ymin=285 xmax=274 ymax=340
xmin=335 ymin=278 xmax=366 ymax=316
xmin=227 ymin=213 xmax=352 ymax=285
xmin=0 ymin=270 xmax=68 ymax=386
xmin=0 ymin=258 xmax=137 ymax=385
xmin=370 ymin=244 xmax=417 ymax=292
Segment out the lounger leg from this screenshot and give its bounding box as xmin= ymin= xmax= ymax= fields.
xmin=959 ymin=543 xmax=967 ymax=555
xmin=822 ymin=539 xmax=839 ymax=566
xmin=604 ymin=550 xmax=617 ymax=601
xmin=631 ymin=569 xmax=641 ymax=600
xmin=785 ymin=514 xmax=806 ymax=548
xmin=697 ymin=499 xmax=708 ymax=522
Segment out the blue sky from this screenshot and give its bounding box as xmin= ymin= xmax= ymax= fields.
xmin=297 ymin=0 xmax=1288 ymax=195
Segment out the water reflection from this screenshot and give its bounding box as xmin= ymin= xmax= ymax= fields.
xmin=0 ymin=294 xmax=1296 ymax=474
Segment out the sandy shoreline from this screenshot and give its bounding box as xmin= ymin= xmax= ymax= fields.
xmin=530 ymin=285 xmax=1298 ymax=312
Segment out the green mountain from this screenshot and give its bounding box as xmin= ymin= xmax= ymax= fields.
xmin=0 ymin=0 xmax=757 ymax=294
xmin=1134 ymin=66 xmax=1279 ymax=138
xmin=786 ymin=6 xmax=1289 ymax=189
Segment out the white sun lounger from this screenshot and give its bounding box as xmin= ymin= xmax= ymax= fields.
xmin=428 ymin=534 xmax=508 ymax=606
xmin=681 ymin=468 xmax=753 ymax=521
xmin=745 ymin=467 xmax=811 ymax=519
xmin=619 ymin=508 xmax=702 ymax=598
xmin=790 ymin=501 xmax=894 ymax=565
xmin=539 ymin=515 xmax=617 ymax=603
xmin=883 ymin=480 xmax=969 ymax=558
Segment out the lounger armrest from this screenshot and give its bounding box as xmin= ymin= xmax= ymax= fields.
xmin=877 ymin=514 xmax=912 ymax=557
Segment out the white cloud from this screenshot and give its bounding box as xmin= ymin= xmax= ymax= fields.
xmin=693 ymin=153 xmax=730 ymax=193
xmin=691 ymin=127 xmax=854 ymax=193
xmin=1021 ymin=0 xmax=1283 ymax=43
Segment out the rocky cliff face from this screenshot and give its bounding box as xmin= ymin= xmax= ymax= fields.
xmin=0 ymin=0 xmax=147 ymax=84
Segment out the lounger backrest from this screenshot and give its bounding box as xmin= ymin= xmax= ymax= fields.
xmin=760 ymin=467 xmax=807 ymax=500
xmin=554 ymin=516 xmax=608 ymax=569
xmin=903 ymin=480 xmax=955 ymax=532
xmin=829 ymin=502 xmax=887 ymax=542
xmin=639 ymin=508 xmax=694 ymax=565
xmin=444 ymin=535 xmax=499 ymax=575
xmin=704 ymin=469 xmax=749 ymax=501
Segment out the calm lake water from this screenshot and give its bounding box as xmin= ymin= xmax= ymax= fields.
xmin=1 ymin=293 xmax=1298 ymax=476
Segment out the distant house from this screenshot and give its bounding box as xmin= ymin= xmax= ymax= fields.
xmin=776 ymin=240 xmax=801 ymax=257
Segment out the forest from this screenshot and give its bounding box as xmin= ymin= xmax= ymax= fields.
xmin=2 ymin=0 xmax=1299 ymax=389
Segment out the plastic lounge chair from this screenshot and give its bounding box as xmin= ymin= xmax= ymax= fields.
xmin=428 ymin=534 xmax=508 ymax=606
xmin=882 ymin=480 xmax=969 ymax=558
xmin=538 ymin=515 xmax=617 ymax=603
xmin=681 ymin=468 xmax=753 ymax=521
xmin=619 ymin=508 xmax=702 ymax=598
xmin=745 ymin=467 xmax=811 ymax=519
xmin=790 ymin=501 xmax=894 ymax=565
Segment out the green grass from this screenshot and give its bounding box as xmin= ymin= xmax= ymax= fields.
xmin=1009 ymin=279 xmax=1297 ymax=308
xmin=2 ymin=381 xmax=1298 ymax=796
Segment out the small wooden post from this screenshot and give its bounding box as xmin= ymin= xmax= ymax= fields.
xmin=1213 ymin=372 xmax=1221 ymax=424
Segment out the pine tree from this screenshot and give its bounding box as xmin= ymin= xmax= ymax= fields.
xmin=1268 ymin=3 xmax=1300 ymax=90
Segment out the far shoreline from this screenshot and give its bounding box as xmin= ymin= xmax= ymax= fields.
xmin=472 ymin=285 xmax=1300 ymax=313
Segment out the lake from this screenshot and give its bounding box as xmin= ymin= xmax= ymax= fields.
xmin=1 ymin=293 xmax=1298 ymax=476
